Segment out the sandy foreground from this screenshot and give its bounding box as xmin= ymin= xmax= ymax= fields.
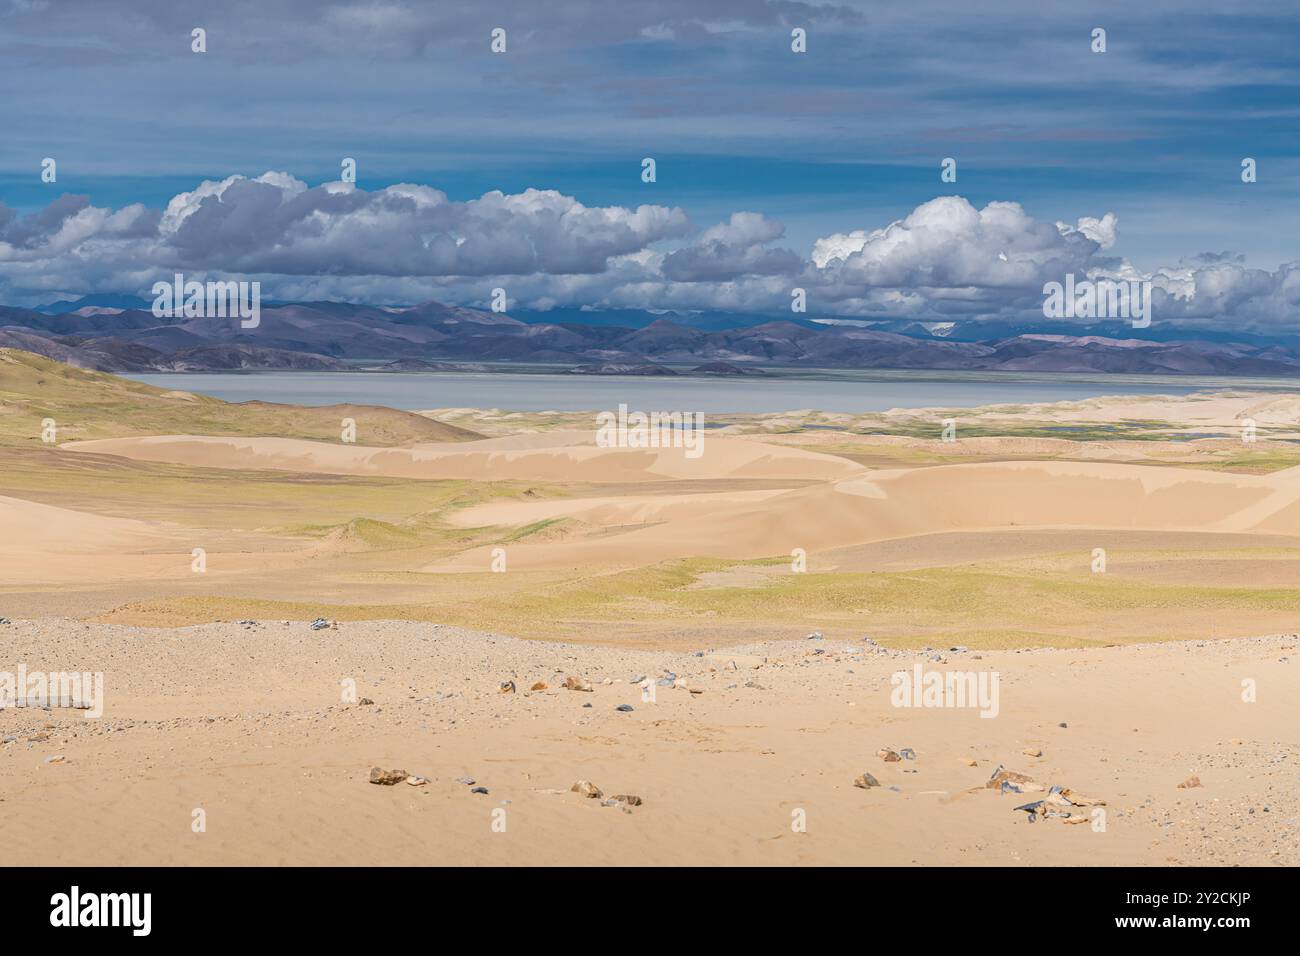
xmin=0 ymin=618 xmax=1295 ymax=866
xmin=4 ymin=362 xmax=1300 ymax=865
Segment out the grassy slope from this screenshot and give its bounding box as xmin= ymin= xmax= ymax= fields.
xmin=98 ymin=552 xmax=1300 ymax=647
xmin=0 ymin=348 xmax=482 ymax=447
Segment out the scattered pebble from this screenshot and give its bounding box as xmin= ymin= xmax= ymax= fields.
xmin=369 ymin=767 xmax=408 ymax=786
xmin=986 ymin=766 xmax=1033 ymax=790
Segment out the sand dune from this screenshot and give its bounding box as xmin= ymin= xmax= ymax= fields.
xmin=880 ymin=390 xmax=1300 ymax=431
xmin=37 ymin=430 xmax=1300 ymax=579
xmin=0 ymin=494 xmax=185 ymax=587
xmin=1066 ymin=392 xmax=1300 ymax=429
xmin=0 ymin=493 xmax=336 ymax=588
xmin=63 ymin=432 xmax=865 ymax=483
xmin=445 ymin=488 xmax=791 ymax=529
xmin=0 ymin=494 xmax=164 ymax=554
xmin=426 ymin=460 xmax=1300 ymax=571
xmin=835 ymin=460 xmax=1299 ymax=536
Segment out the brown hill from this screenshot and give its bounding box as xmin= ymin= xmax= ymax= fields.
xmin=0 ymin=348 xmax=481 ymax=447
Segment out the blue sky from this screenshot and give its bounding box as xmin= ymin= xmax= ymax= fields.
xmin=1 ymin=0 xmax=1297 ymax=326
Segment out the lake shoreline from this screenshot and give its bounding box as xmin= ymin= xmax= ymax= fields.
xmin=121 ymin=367 xmax=1288 ymax=415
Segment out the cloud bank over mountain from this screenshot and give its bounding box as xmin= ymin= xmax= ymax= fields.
xmin=0 ymin=173 xmax=1295 ymax=330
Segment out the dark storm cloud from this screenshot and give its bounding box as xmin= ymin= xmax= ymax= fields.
xmin=3 ymin=173 xmax=1297 ymax=331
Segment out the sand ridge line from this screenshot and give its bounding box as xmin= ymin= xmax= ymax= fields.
xmin=62 ymin=432 xmax=867 ymax=483
xmin=425 ymin=458 xmax=1300 ymax=571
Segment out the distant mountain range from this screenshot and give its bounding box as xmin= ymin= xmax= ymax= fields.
xmin=4 ymin=296 xmax=1300 ymax=377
